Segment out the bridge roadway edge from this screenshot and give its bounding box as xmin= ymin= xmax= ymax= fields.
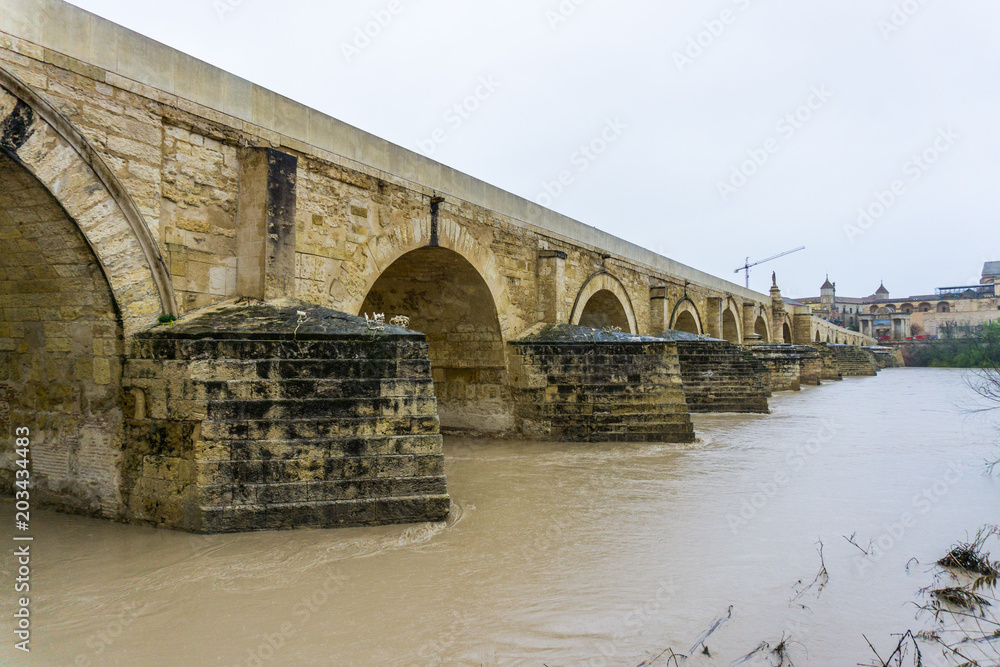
xmin=0 ymin=0 xmax=765 ymax=304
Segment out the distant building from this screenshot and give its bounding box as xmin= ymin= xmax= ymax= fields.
xmin=983 ymin=261 xmax=1000 ymax=285
xmin=795 ymin=262 xmax=1000 ymax=339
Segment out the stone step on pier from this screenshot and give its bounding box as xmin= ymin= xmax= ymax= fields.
xmin=826 ymin=344 xmax=879 ymax=377
xmin=508 ymin=324 xmax=695 ymax=443
xmin=746 ymin=344 xmax=824 ymax=392
xmin=123 ymin=299 xmax=449 ymax=533
xmin=796 ymin=346 xmax=824 ymax=386
xmin=809 ymin=344 xmax=844 ymax=381
xmin=659 ymin=330 xmax=770 ymax=414
xmin=871 ymin=346 xmax=905 ymax=369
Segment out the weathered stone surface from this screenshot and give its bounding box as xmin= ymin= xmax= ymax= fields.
xmin=0 ymin=75 xmax=173 ymax=335
xmin=358 ymin=246 xmax=512 ymax=433
xmin=656 ymin=329 xmax=721 ymax=343
xmin=0 ymin=153 xmax=125 ymax=518
xmin=826 ymin=344 xmax=879 ymax=377
xmin=746 ymin=344 xmax=823 ymax=392
xmin=871 ymin=346 xmax=904 ymax=369
xmin=663 ymin=330 xmax=770 ymax=414
xmin=509 ymin=324 xmax=694 ymax=443
xmin=809 ymin=344 xmax=844 ymax=381
xmin=796 ymin=347 xmax=824 ymax=386
xmin=747 ymin=346 xmax=802 ymax=392
xmin=121 ymin=299 xmax=449 ymax=532
xmin=235 ymin=147 xmax=297 ymax=301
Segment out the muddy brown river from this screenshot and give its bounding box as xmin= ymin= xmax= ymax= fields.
xmin=2 ymin=368 xmax=998 ymax=665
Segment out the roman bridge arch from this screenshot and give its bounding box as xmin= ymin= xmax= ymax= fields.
xmin=352 ymin=217 xmax=517 ymax=433
xmin=669 ymin=297 xmax=703 ymax=335
xmin=0 ymin=68 xmax=176 ymax=519
xmin=569 ymin=271 xmax=638 ymax=334
xmin=721 ymin=297 xmax=742 ymax=344
xmin=0 ymin=68 xmax=176 ymax=331
xmin=750 ymin=307 xmax=771 ymax=342
xmin=344 ymin=216 xmax=516 ymax=339
xmin=780 ymin=315 xmax=794 ymax=343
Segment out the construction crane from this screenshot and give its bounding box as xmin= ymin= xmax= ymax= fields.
xmin=734 ymin=246 xmax=805 ymax=289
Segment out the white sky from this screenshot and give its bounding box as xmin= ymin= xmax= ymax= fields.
xmin=64 ymin=0 xmax=1000 ymax=298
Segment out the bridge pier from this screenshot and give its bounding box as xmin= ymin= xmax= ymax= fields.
xmin=122 ymin=300 xmax=449 ymax=533
xmin=650 ymin=286 xmax=670 ymax=334
xmin=825 ymin=344 xmax=879 ymax=377
xmin=508 ymin=324 xmax=694 ymax=442
xmin=809 ymin=344 xmax=845 ymax=381
xmin=745 ymin=344 xmax=823 ymax=392
xmin=660 ymin=330 xmax=771 ymax=414
xmin=536 ymin=249 xmax=568 ymax=325
xmin=797 ymin=348 xmax=824 ymax=385
xmin=871 ymin=346 xmax=905 ymax=369
xmin=747 ymin=345 xmax=803 ymax=392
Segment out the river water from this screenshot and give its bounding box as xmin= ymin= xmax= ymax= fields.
xmin=2 ymin=368 xmax=998 ymax=666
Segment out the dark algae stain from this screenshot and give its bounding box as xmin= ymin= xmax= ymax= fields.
xmin=0 ymin=100 xmax=34 ymax=153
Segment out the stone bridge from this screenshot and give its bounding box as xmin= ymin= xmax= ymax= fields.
xmin=0 ymin=0 xmax=874 ymax=532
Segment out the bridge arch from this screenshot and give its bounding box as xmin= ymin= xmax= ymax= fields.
xmin=782 ymin=320 xmax=793 ymax=343
xmin=359 ymin=245 xmax=514 ymax=433
xmin=721 ymin=297 xmax=742 ymax=344
xmin=570 ymin=272 xmax=637 ymax=334
xmin=345 ymin=216 xmax=517 ymax=343
xmin=0 ymin=69 xmax=184 ymax=520
xmin=670 ymin=298 xmax=703 ymax=335
xmin=0 ymin=149 xmax=127 ymax=517
xmin=753 ymin=313 xmax=770 ymax=342
xmin=0 ymin=68 xmax=175 ymax=335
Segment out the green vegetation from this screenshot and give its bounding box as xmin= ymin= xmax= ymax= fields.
xmin=905 ymin=321 xmax=1000 ymax=368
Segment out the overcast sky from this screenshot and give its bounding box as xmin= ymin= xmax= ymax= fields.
xmin=65 ymin=0 xmax=1000 ymax=299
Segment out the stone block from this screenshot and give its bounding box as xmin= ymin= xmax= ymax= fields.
xmin=114 ymin=298 xmax=448 ymax=532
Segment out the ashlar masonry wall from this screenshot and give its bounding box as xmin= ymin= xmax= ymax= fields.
xmin=0 ymin=153 xmax=125 ymax=517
